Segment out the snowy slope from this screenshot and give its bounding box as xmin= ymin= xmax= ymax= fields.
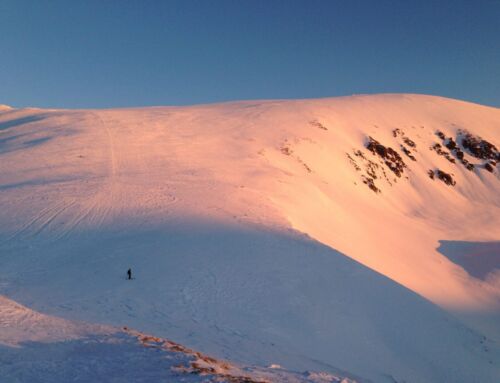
xmin=2 ymin=296 xmax=352 ymax=383
xmin=0 ymin=94 xmax=499 ymax=382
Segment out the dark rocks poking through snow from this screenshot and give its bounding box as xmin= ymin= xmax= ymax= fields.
xmin=347 ymin=150 xmax=385 ymax=193
xmin=459 ymin=130 xmax=500 ymax=161
xmin=443 ymin=135 xmax=471 ymax=168
xmin=128 ymin=329 xmax=268 ymax=383
xmin=346 ymin=153 xmax=361 ymax=171
xmin=366 ymin=137 xmax=406 ymax=177
xmin=310 ymin=120 xmax=328 ymax=131
xmin=428 ymin=165 xmax=456 ymax=186
xmin=392 ymin=128 xmax=417 ymax=149
xmin=434 ymin=130 xmax=500 ymax=173
xmin=393 ymin=129 xmax=418 ymax=162
xmin=401 ymin=145 xmax=416 ymax=161
xmin=362 ymin=175 xmax=380 ymax=193
xmin=352 ymin=150 xmax=381 ymax=180
xmin=403 ymin=136 xmax=416 ymax=148
xmin=430 ymin=143 xmax=456 ymax=164
xmin=280 ymin=141 xmax=313 ymax=173
xmin=455 ymin=149 xmax=464 ymax=160
xmin=444 ymin=138 xmax=457 ymax=151
xmin=462 ymin=159 xmax=475 ymax=171
xmin=348 ymin=136 xmax=409 ymax=194
xmin=436 ymin=131 xmax=446 ymax=140
xmin=433 ymin=169 xmax=456 ymax=186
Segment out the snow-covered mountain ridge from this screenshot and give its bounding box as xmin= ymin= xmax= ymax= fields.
xmin=0 ymin=94 xmax=499 ymax=382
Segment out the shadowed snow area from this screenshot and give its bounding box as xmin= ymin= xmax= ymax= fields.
xmin=2 ymin=297 xmax=353 ymax=383
xmin=438 ymin=240 xmax=500 ymax=281
xmin=1 ymin=335 xmax=186 ymax=383
xmin=1 ymin=222 xmax=499 ymax=383
xmin=0 ymin=94 xmax=499 ymax=382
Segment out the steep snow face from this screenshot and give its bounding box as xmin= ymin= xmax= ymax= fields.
xmin=0 ymin=94 xmax=499 ymax=382
xmin=246 ymin=95 xmax=500 ymax=324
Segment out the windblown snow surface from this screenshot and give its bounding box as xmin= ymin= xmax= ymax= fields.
xmin=0 ymin=94 xmax=499 ymax=382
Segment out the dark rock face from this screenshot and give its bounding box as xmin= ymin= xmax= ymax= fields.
xmin=350 ymin=132 xmax=418 ymax=193
xmin=352 ymin=128 xmax=500 ymax=193
xmin=484 ymin=163 xmax=494 ymax=173
xmin=435 ymin=169 xmax=456 ymax=186
xmin=433 ymin=130 xmax=500 ymax=174
xmin=460 ymin=131 xmax=499 ymax=161
xmin=391 ymin=129 xmax=418 ymax=162
xmin=362 ymin=175 xmax=380 ymax=193
xmin=401 ymin=145 xmax=416 ymax=161
xmin=436 ymin=130 xmax=446 ymax=140
xmin=349 ymin=127 xmax=496 ymax=195
xmin=445 ymin=138 xmax=457 ymax=151
xmin=461 ymin=159 xmax=475 ymax=171
xmin=366 ymin=137 xmax=406 ymax=177
xmin=368 ymin=141 xmax=387 ymax=157
xmin=403 ymin=137 xmax=416 ymax=148
xmin=348 ymin=150 xmax=384 ymax=193
xmin=430 ymin=143 xmax=455 ymax=163
xmin=428 ymin=168 xmax=456 ymax=185
xmin=346 ymin=153 xmax=361 ymax=171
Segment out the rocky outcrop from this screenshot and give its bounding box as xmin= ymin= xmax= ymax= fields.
xmin=366 ymin=137 xmax=406 ymax=177
xmin=459 ymin=130 xmax=500 ymax=161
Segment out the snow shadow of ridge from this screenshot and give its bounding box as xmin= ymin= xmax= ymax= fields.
xmin=1 ymin=220 xmax=498 ymax=383
xmin=437 ymin=240 xmax=500 ymax=281
xmin=0 ymin=111 xmax=79 ymax=156
xmin=0 ymin=115 xmax=46 ymax=131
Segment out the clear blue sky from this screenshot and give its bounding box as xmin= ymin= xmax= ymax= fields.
xmin=1 ymin=0 xmax=499 ymax=108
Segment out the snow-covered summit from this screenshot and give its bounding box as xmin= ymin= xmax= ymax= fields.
xmin=0 ymin=94 xmax=499 ymax=382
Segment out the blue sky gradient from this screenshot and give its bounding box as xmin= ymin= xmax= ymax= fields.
xmin=1 ymin=0 xmax=499 ymax=108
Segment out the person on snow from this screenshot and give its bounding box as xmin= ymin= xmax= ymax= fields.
xmin=127 ymin=268 xmax=132 ymax=280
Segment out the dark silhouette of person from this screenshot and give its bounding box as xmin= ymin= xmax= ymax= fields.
xmin=127 ymin=268 xmax=132 ymax=280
